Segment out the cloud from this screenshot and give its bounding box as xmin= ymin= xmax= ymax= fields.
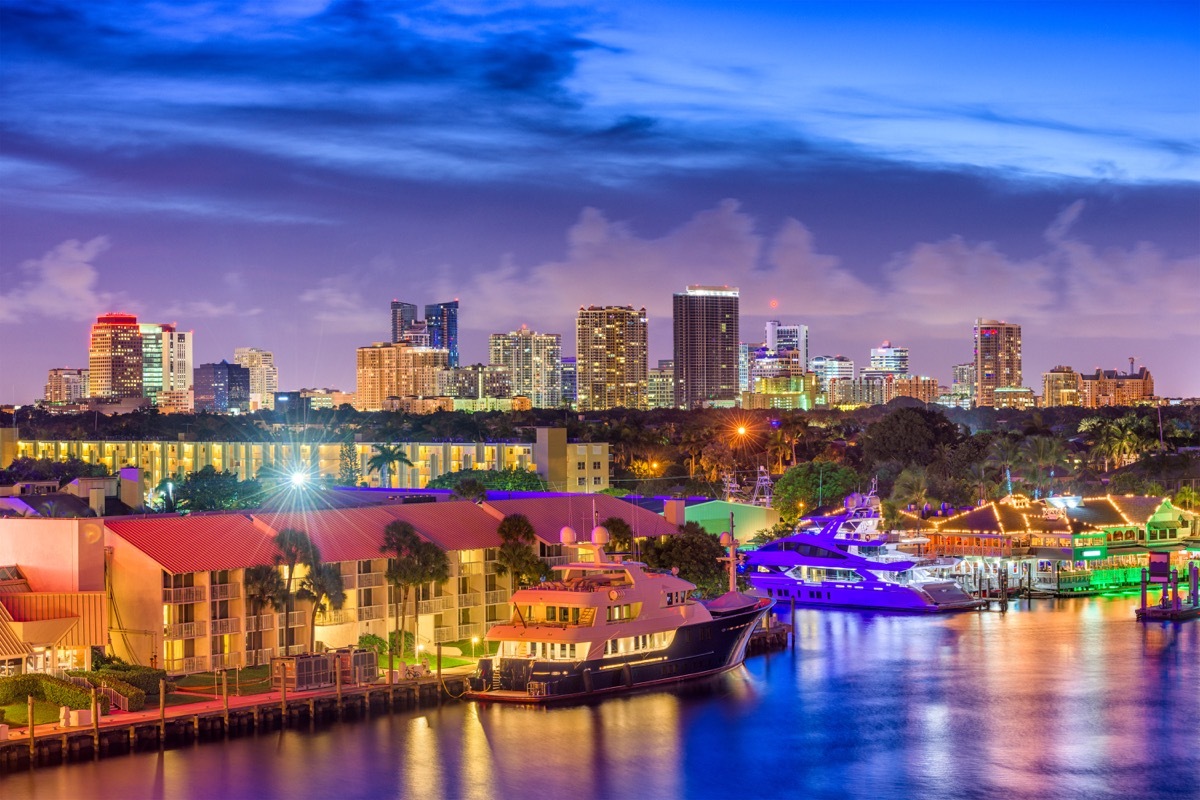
xmin=160 ymin=300 xmax=262 ymax=319
xmin=0 ymin=236 xmax=124 ymax=323
xmin=1045 ymin=199 xmax=1085 ymax=243
xmin=298 ymin=277 xmax=384 ymax=335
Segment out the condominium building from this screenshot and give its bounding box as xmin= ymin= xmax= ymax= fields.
xmin=807 ymin=355 xmax=854 ymax=392
xmin=488 ymin=327 xmax=562 ymax=408
xmin=88 ymin=313 xmax=143 ymax=399
xmin=355 ymin=342 xmax=450 ymax=411
xmin=234 ymin=347 xmax=279 ymax=411
xmin=673 ymin=286 xmax=739 ymax=409
xmin=44 ymin=368 xmax=89 ymax=405
xmin=973 ymin=319 xmax=1022 ymax=407
xmin=425 ymin=301 xmax=459 ymax=368
xmin=765 ymin=320 xmax=808 ymax=365
xmin=390 ymin=300 xmax=418 ymax=344
xmin=647 ymin=359 xmax=675 ymax=410
xmin=741 ymin=374 xmax=820 ymax=411
xmin=139 ymin=323 xmax=193 ymax=406
xmin=561 ymin=357 xmax=577 ymax=409
xmin=1080 ymin=366 xmax=1155 ymax=408
xmin=438 ymin=364 xmax=512 ymax=399
xmin=193 ymin=360 xmax=251 ymax=413
xmin=892 ymin=376 xmax=941 ymax=404
xmin=868 ymin=341 xmax=909 ymax=375
xmin=575 ymin=305 xmax=649 ymax=411
xmin=1043 ymin=366 xmax=1083 ymax=408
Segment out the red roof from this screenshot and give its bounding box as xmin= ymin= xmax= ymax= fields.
xmin=485 ymin=495 xmax=678 ymax=544
xmin=106 ymin=513 xmax=278 ymax=574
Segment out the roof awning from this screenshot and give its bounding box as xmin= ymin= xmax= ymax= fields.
xmin=10 ymin=616 xmax=78 ymax=647
xmin=1149 ymin=520 xmax=1182 ymax=529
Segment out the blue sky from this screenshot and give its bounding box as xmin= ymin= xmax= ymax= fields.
xmin=1 ymin=0 xmax=1197 ymax=401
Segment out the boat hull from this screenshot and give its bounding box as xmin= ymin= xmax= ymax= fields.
xmin=751 ymin=575 xmax=983 ymax=613
xmin=466 ymin=600 xmax=771 ymax=704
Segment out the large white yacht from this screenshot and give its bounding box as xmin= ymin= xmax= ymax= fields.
xmin=467 ymin=525 xmax=772 ymax=703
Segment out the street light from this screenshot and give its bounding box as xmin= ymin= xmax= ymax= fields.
xmin=471 ymin=636 xmax=479 ymax=658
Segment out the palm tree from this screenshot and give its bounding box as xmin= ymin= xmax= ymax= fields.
xmin=273 ymin=528 xmax=315 ymax=652
xmin=1019 ymin=436 xmax=1070 ymax=499
xmin=408 ymin=540 xmax=451 ymax=650
xmin=891 ymin=467 xmax=933 ymax=532
xmin=1173 ymin=486 xmax=1198 ymax=511
xmin=381 ymin=521 xmax=422 ymax=667
xmin=366 ymin=444 xmax=414 ymax=489
xmin=243 ymin=565 xmax=285 ymax=665
xmin=766 ymin=429 xmax=791 ymax=474
xmin=986 ymin=436 xmax=1023 ymax=496
xmin=451 ymin=478 xmax=488 ymax=504
xmin=298 ymin=560 xmax=346 ymax=653
xmin=495 ymin=513 xmax=544 ymax=597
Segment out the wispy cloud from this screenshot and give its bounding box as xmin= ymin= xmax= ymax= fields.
xmin=0 ymin=236 xmax=125 ymax=323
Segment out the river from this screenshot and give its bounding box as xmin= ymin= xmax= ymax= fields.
xmin=4 ymin=595 xmax=1198 ymax=800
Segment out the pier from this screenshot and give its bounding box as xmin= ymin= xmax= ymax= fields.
xmin=1135 ymin=562 xmax=1200 ymax=622
xmin=0 ymin=671 xmax=471 ymax=771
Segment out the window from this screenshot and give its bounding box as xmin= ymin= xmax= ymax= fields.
xmin=577 ymin=461 xmax=586 ymax=470
xmin=578 ymin=477 xmax=586 ymax=486
xmin=593 ymin=477 xmax=602 ymax=485
xmin=592 ymin=461 xmax=601 ymax=470
xmin=546 ymin=606 xmax=557 ymax=622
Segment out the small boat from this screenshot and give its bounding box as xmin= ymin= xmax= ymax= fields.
xmin=746 ymin=486 xmax=983 ymax=613
xmin=467 ymin=524 xmax=772 ymax=703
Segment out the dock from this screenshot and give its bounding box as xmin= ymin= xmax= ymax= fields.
xmin=1135 ymin=562 xmax=1199 ymax=623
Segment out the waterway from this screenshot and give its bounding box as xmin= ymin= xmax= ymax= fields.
xmin=5 ymin=595 xmax=1198 ymax=800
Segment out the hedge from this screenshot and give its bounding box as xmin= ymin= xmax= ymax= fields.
xmin=0 ymin=674 xmax=111 ymax=714
xmin=67 ymin=671 xmax=147 ymax=712
xmin=94 ymin=665 xmax=168 ymax=696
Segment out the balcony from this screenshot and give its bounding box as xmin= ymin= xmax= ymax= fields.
xmin=285 ymin=644 xmax=307 ymax=656
xmin=358 ymin=604 xmax=385 ymax=622
xmin=164 ymin=621 xmax=207 ymax=640
xmin=543 ymin=556 xmax=570 ymax=567
xmin=458 ymin=561 xmax=484 ymax=576
xmin=433 ymin=625 xmax=455 ymax=643
xmin=356 ymin=572 xmax=386 ymax=588
xmin=244 ymin=614 xmax=275 ymax=633
xmin=165 ymin=656 xmax=207 ymax=674
xmin=314 ymin=608 xmax=357 ymax=626
xmin=245 ymin=648 xmax=274 ymax=667
xmin=484 ymin=590 xmax=508 ymax=606
xmin=210 ymin=583 xmax=241 ymax=601
xmin=341 ymin=574 xmax=358 ymax=590
xmin=458 ymin=591 xmax=483 ymax=609
xmin=211 ymin=617 xmax=241 ymax=636
xmin=162 ymin=586 xmax=207 ymax=604
xmin=278 ymin=611 xmax=307 ymax=629
xmin=211 ymin=652 xmax=242 ymax=670
xmin=418 ymin=595 xmax=458 ymax=615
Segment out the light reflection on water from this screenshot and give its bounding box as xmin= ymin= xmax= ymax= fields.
xmin=3 ymin=596 xmax=1196 ymax=800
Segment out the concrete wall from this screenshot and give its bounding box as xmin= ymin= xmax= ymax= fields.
xmin=0 ymin=518 xmax=105 ymax=592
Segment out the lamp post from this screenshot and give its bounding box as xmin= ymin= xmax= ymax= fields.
xmin=471 ymin=636 xmax=479 ymax=659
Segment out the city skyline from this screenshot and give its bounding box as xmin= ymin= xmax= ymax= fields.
xmin=1 ymin=2 xmax=1198 ymax=402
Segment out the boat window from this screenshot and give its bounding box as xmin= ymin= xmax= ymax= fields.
xmin=546 ymin=606 xmax=556 ymax=622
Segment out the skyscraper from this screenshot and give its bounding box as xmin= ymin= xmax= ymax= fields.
xmin=354 ymin=342 xmax=449 ymax=411
xmin=88 ymin=313 xmax=143 ymax=399
xmin=575 ymin=305 xmax=648 ymax=411
xmin=673 ymin=285 xmax=739 ymax=409
xmin=488 ymin=327 xmax=562 ymax=408
xmin=648 ymin=359 xmax=675 ymax=410
xmin=234 ymin=347 xmax=279 ymax=410
xmin=765 ymin=320 xmax=809 ymax=365
xmin=425 ymin=300 xmax=459 ymax=367
xmin=139 ymin=323 xmax=193 ymax=405
xmin=973 ymin=319 xmax=1022 ymax=407
xmin=868 ymin=340 xmax=909 ymax=375
xmin=561 ymin=357 xmax=577 ymax=408
xmin=44 ymin=368 xmax=89 ymax=405
xmin=390 ymin=300 xmax=418 ymax=344
xmin=193 ymin=360 xmax=250 ymax=413
xmin=807 ymin=355 xmax=854 ymax=392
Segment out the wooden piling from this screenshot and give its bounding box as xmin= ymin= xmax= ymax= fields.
xmin=27 ymin=695 xmax=35 ymax=767
xmin=158 ymin=680 xmax=166 ymax=747
xmin=91 ymin=688 xmax=99 ymax=757
xmin=222 ymin=671 xmax=230 ymax=730
xmin=436 ymin=644 xmax=443 ymax=705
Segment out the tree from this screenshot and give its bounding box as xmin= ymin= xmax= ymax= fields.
xmin=861 ymin=407 xmax=962 ymax=469
xmin=158 ymin=465 xmax=263 ymax=511
xmin=337 ymin=442 xmax=362 ymax=487
xmin=298 ymin=559 xmax=346 ymax=653
xmin=495 ymin=514 xmax=546 ymax=594
xmin=891 ymin=467 xmax=933 ymax=515
xmin=986 ymin=436 xmax=1024 ymax=496
xmin=1174 ymin=486 xmax=1198 ymax=511
xmin=451 ymin=478 xmax=488 ymax=504
xmin=771 ymin=461 xmax=861 ymax=523
xmin=427 ymin=467 xmax=546 ymax=492
xmin=644 ymin=522 xmax=726 ymax=598
xmin=273 ymin=528 xmax=316 ymax=651
xmin=381 ymin=521 xmax=421 ymax=666
xmin=599 ymin=516 xmax=634 ymax=553
xmin=1018 ymin=436 xmax=1070 ymax=499
xmin=366 ymin=444 xmax=413 ymax=488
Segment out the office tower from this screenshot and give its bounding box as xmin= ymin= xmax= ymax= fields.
xmin=139 ymin=323 xmax=193 ymax=406
xmin=673 ymin=285 xmax=739 ymax=409
xmin=868 ymin=341 xmax=909 ymax=375
xmin=952 ymin=363 xmax=976 ymax=398
xmin=973 ymin=319 xmax=1022 ymax=407
xmin=355 ymin=342 xmax=450 ymax=411
xmin=765 ymin=320 xmax=809 ymax=365
xmin=1042 ymin=366 xmax=1082 ymax=408
xmin=425 ymin=301 xmax=459 ymax=368
xmin=234 ymin=347 xmax=279 ymax=410
xmin=88 ymin=313 xmax=143 ymax=399
xmin=561 ymin=357 xmax=577 ymax=408
xmin=738 ymin=343 xmax=752 ymax=393
xmin=807 ymin=355 xmax=854 ymax=392
xmin=488 ymin=327 xmax=562 ymax=408
xmin=390 ymin=300 xmax=418 ymax=344
xmin=648 ymin=359 xmax=675 ymax=410
xmin=44 ymin=368 xmax=89 ymax=405
xmin=575 ymin=305 xmax=649 ymax=411
xmin=193 ymin=360 xmax=251 ymax=413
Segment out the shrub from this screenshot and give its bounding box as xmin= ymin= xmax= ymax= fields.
xmin=67 ymin=671 xmax=147 ymax=712
xmin=95 ymin=665 xmax=167 ymax=696
xmin=0 ymin=674 xmax=111 ymax=714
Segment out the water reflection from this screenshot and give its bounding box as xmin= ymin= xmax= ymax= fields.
xmin=2 ymin=597 xmax=1195 ymax=800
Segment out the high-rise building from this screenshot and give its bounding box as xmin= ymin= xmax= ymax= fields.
xmin=88 ymin=313 xmax=143 ymax=399
xmin=390 ymin=301 xmax=418 ymax=344
xmin=488 ymin=327 xmax=562 ymax=408
xmin=193 ymin=360 xmax=251 ymax=413
xmin=1043 ymin=366 xmax=1082 ymax=408
xmin=952 ymin=363 xmax=976 ymax=399
xmin=575 ymin=305 xmax=648 ymax=411
xmin=807 ymin=355 xmax=854 ymax=392
xmin=44 ymin=368 xmax=89 ymax=405
xmin=868 ymin=341 xmax=910 ymax=375
xmin=234 ymin=347 xmax=279 ymax=410
xmin=673 ymin=285 xmax=739 ymax=409
xmin=973 ymin=319 xmax=1022 ymax=407
xmin=355 ymin=342 xmax=450 ymax=411
xmin=765 ymin=320 xmax=809 ymax=365
xmin=561 ymin=357 xmax=577 ymax=408
xmin=1080 ymin=366 xmax=1154 ymax=408
xmin=438 ymin=364 xmax=513 ymax=399
xmin=139 ymin=323 xmax=193 ymax=406
xmin=425 ymin=301 xmax=459 ymax=368
xmin=648 ymin=359 xmax=675 ymax=410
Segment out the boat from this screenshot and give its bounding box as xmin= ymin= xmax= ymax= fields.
xmin=467 ymin=524 xmax=773 ymax=703
xmin=745 ymin=486 xmax=983 ymax=613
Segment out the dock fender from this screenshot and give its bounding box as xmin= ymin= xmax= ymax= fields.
xmin=622 ymin=663 xmax=633 ymax=688
xmin=582 ymin=668 xmax=594 ymax=693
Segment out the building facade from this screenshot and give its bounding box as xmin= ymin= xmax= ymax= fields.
xmin=647 ymin=359 xmax=675 ymax=410
xmin=390 ymin=301 xmax=418 ymax=344
xmin=88 ymin=313 xmax=144 ymax=400
xmin=575 ymin=305 xmax=649 ymax=411
xmin=488 ymin=328 xmax=562 ymax=408
xmin=425 ymin=301 xmax=459 ymax=368
xmin=355 ymin=342 xmax=450 ymax=411
xmin=1080 ymin=366 xmax=1155 ymax=408
xmin=194 ymin=360 xmax=251 ymax=413
xmin=973 ymin=319 xmax=1022 ymax=407
xmin=807 ymin=355 xmax=854 ymax=393
xmin=234 ymin=347 xmax=279 ymax=411
xmin=868 ymin=340 xmax=909 ymax=375
xmin=44 ymin=368 xmax=89 ymax=405
xmin=560 ymin=357 xmax=577 ymax=409
xmin=673 ymin=285 xmax=739 ymax=409
xmin=765 ymin=321 xmax=808 ymax=366
xmin=1043 ymin=366 xmax=1083 ymax=408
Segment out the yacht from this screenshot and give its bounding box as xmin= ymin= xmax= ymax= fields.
xmin=746 ymin=488 xmax=982 ymax=613
xmin=467 ymin=525 xmax=773 ymax=703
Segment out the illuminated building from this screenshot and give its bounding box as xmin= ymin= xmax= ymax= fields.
xmin=827 ymin=375 xmax=889 ymax=407
xmin=1080 ymin=365 xmax=1155 ymax=408
xmin=1042 ymin=365 xmax=1083 ymax=408
xmin=439 ymin=364 xmax=513 ymax=399
xmin=992 ymin=386 xmax=1036 ymax=410
xmin=234 ymin=347 xmax=278 ymax=410
xmin=973 ymin=319 xmax=1022 ymax=407
xmin=560 ymin=357 xmax=577 ymax=408
xmin=355 ymin=342 xmax=450 ymax=411
xmin=44 ymin=368 xmax=89 ymax=405
xmin=193 ymin=360 xmax=251 ymax=413
xmin=138 ymin=323 xmax=192 ymax=406
xmin=648 ymin=359 xmax=675 ymax=410
xmin=892 ymin=376 xmax=941 ymax=404
xmin=88 ymin=313 xmax=143 ymax=399
xmin=488 ymin=327 xmax=562 ymax=408
xmin=390 ymin=300 xmax=418 ymax=343
xmin=673 ymin=285 xmax=739 ymax=409
xmin=868 ymin=340 xmax=909 ymax=375
xmin=425 ymin=301 xmax=459 ymax=368
xmin=765 ymin=320 xmax=809 ymax=366
xmin=575 ymin=305 xmax=648 ymax=411
xmin=807 ymin=355 xmax=854 ymax=392
xmin=741 ymin=374 xmax=820 ymax=411
xmin=155 ymin=389 xmax=194 ymax=414
xmin=748 ymin=350 xmax=806 ymax=388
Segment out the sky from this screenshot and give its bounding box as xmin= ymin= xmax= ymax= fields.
xmin=1 ymin=0 xmax=1198 ymax=403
